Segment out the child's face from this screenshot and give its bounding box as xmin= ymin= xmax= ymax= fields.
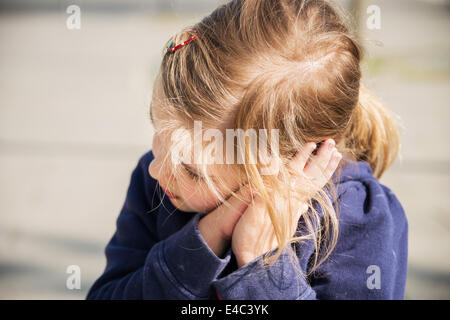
xmin=148 ymin=72 xmax=243 ymax=213
xmin=148 ymin=73 xmax=244 ymax=213
xmin=148 ymin=131 xmax=242 ymax=213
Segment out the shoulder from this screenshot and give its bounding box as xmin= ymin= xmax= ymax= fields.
xmin=133 ymin=148 xmax=157 ymax=187
xmin=311 ymin=161 xmax=408 ymax=299
xmin=334 ymin=161 xmax=406 ymax=219
xmin=124 ymin=149 xmax=159 ymax=214
xmin=137 ymin=149 xmax=155 ymax=170
xmin=333 ymin=160 xmax=408 ymax=232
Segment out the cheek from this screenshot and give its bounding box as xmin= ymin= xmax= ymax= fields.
xmin=178 ymin=182 xmax=221 ymax=212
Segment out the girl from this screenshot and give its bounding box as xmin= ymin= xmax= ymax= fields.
xmin=87 ymin=0 xmax=408 ymax=300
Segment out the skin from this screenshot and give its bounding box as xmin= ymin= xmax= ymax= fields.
xmin=149 ymin=130 xmax=341 ymax=267
xmin=149 ymin=76 xmax=342 ymax=267
xmin=231 ymin=140 xmax=341 ymax=267
xmin=148 ymin=131 xmax=243 ymax=213
xmin=148 ymin=73 xmax=244 ymax=214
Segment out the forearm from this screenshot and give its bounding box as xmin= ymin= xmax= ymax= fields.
xmin=198 ymin=214 xmax=230 ymax=259
xmin=88 ymin=213 xmax=232 ymax=300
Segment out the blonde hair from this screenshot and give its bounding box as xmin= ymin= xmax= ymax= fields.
xmin=152 ymin=0 xmax=401 ymax=277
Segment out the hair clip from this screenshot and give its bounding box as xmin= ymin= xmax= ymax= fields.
xmin=167 ymin=30 xmax=199 ymax=53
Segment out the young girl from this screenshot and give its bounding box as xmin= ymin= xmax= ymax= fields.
xmin=87 ymin=0 xmax=408 ymax=300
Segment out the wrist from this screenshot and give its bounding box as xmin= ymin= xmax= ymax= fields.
xmin=198 ymin=214 xmax=230 ymax=258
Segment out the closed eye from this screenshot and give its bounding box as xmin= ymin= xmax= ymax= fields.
xmin=184 ymin=166 xmax=203 ymax=181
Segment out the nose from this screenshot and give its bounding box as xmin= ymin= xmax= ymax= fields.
xmin=149 ymin=132 xmax=161 ymax=180
xmin=148 ymin=150 xmax=167 ymax=181
xmin=148 ymin=157 xmax=160 ymax=180
xmin=149 ymin=153 xmax=176 ymax=189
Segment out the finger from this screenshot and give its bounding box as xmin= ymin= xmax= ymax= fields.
xmin=304 ymin=138 xmax=335 ymax=176
xmin=324 ymin=149 xmax=342 ymax=179
xmin=218 ymin=183 xmax=255 ymax=216
xmin=289 ymin=142 xmax=317 ymax=172
xmin=211 ymin=184 xmax=256 ymax=238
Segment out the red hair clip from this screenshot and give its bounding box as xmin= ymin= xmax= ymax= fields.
xmin=167 ymin=30 xmax=199 ymax=53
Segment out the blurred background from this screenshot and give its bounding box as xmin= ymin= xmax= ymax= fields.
xmin=0 ymin=0 xmax=448 ymax=299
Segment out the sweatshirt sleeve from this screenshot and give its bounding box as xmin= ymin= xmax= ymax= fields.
xmin=212 ymin=180 xmax=408 ymax=300
xmin=86 ymin=151 xmax=231 ymax=300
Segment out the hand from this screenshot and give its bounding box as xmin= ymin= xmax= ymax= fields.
xmin=232 ymin=139 xmax=342 ymax=268
xmin=198 ymin=183 xmax=255 ymax=258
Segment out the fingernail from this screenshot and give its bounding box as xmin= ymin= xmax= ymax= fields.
xmin=328 ymin=139 xmax=335 ymax=149
xmin=311 ymin=143 xmax=318 ymax=155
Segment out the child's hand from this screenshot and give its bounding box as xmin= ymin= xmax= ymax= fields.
xmin=232 ymin=139 xmax=342 ymax=268
xmin=198 ymin=183 xmax=255 ymax=258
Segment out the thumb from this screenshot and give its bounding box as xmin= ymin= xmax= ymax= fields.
xmin=219 ymin=183 xmax=255 ymax=217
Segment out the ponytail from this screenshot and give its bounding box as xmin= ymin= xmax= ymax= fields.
xmin=343 ymin=83 xmax=403 ymax=179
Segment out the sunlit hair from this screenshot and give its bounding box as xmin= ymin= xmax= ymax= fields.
xmin=150 ymin=0 xmax=402 ymax=285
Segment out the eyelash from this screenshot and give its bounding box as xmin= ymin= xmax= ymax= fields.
xmin=185 ymin=167 xmax=203 ymax=181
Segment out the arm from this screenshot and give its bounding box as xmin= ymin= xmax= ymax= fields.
xmin=212 ymin=181 xmax=408 ymax=300
xmin=86 ymin=151 xmax=231 ymax=300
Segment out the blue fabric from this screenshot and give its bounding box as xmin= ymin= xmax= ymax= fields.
xmin=86 ymin=150 xmax=408 ymax=300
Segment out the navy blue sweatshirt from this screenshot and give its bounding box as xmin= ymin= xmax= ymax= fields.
xmin=86 ymin=150 xmax=408 ymax=300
